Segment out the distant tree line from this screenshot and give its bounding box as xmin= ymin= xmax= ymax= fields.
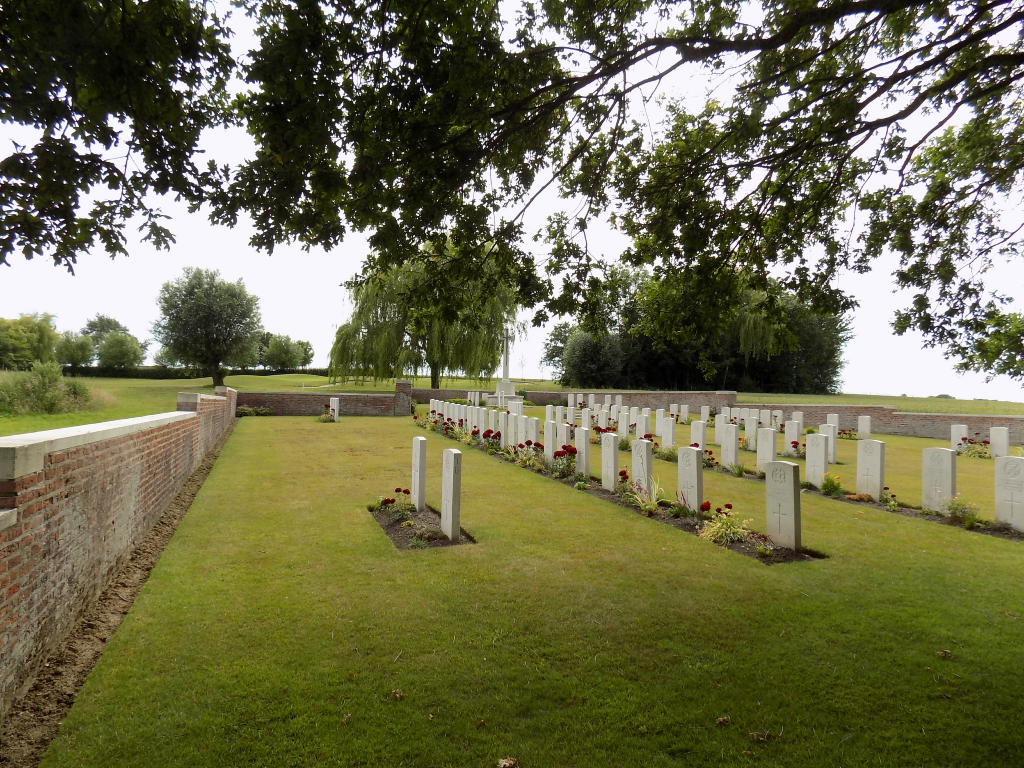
xmin=542 ymin=270 xmax=851 ymax=395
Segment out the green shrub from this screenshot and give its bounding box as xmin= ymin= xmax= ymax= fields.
xmin=940 ymin=495 xmax=982 ymax=529
xmin=236 ymin=405 xmax=273 ymax=417
xmin=0 ymin=362 xmax=92 ymax=415
xmin=698 ymin=511 xmax=752 ymax=544
xmin=820 ymin=472 xmax=844 ymax=497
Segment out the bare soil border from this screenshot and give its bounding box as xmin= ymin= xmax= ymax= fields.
xmin=0 ymin=419 xmax=238 ymax=768
xmin=369 ymin=504 xmax=475 ymax=550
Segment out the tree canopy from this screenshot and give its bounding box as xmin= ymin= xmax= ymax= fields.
xmin=329 ymin=251 xmax=521 ymax=388
xmin=152 ymin=268 xmax=263 ymax=386
xmin=5 ymin=1 xmax=1023 ymax=377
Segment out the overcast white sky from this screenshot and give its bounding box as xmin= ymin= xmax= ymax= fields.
xmin=1 ymin=5 xmax=1021 ymax=401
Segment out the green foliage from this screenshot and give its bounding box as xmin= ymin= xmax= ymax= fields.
xmin=152 ymin=268 xmax=263 ymax=386
xmin=1 ymin=0 xmax=232 ymax=269
xmin=329 ymin=252 xmax=520 ymax=389
xmin=97 ymin=332 xmax=145 ymax=369
xmin=264 ymin=335 xmax=313 ymax=370
xmin=540 ymin=323 xmax=573 ymax=382
xmin=728 ymin=463 xmax=748 ymax=478
xmin=820 ymin=473 xmax=845 ymax=498
xmin=236 ymin=405 xmax=273 ymax=417
xmin=698 ymin=511 xmax=752 ymax=544
xmin=56 ymin=332 xmax=95 ymax=369
xmin=82 ymin=315 xmax=129 ymax=344
xmin=0 ymin=314 xmax=58 ymax=370
xmin=940 ymin=496 xmax=982 ymax=530
xmin=0 ymin=362 xmax=91 ymax=415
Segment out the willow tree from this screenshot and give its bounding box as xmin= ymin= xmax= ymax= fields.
xmin=329 ymin=258 xmax=520 ymax=389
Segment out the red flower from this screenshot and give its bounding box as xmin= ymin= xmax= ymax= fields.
xmin=567 ymin=445 xmax=578 ymax=455
xmin=525 ymin=440 xmax=533 ymax=446
xmin=883 ymin=486 xmax=889 ymax=490
xmin=395 ymin=487 xmax=403 ymax=493
xmin=518 ymin=443 xmax=526 ymax=449
xmin=403 ymin=489 xmax=410 ymax=495
xmin=716 ymin=507 xmax=723 ymax=513
xmin=554 ymin=450 xmax=565 ymax=458
xmin=413 ymin=415 xmax=419 ymax=420
xmin=619 ymin=469 xmax=628 ymax=477
xmin=643 ymin=433 xmax=652 ymax=440
xmin=323 ymin=403 xmax=330 ymax=408
xmin=791 ymin=440 xmax=799 ymax=447
xmin=724 ymin=503 xmax=733 ymax=509
xmin=699 ymin=501 xmax=711 ymax=512
xmin=535 ymin=442 xmax=544 ymax=450
xmin=690 ymin=442 xmax=700 ymax=448
xmin=430 ymin=410 xmax=436 ymax=414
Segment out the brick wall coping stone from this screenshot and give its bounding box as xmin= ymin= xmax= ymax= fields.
xmin=0 ymin=411 xmax=199 ymax=481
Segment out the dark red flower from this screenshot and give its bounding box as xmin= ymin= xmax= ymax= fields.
xmin=691 ymin=442 xmax=700 ymax=448
xmin=525 ymin=440 xmax=533 ymax=446
xmin=716 ymin=507 xmax=723 ymax=513
xmin=395 ymin=487 xmax=402 ymax=493
xmin=643 ymin=433 xmax=652 ymax=440
xmin=403 ymin=489 xmax=410 ymax=495
xmin=413 ymin=415 xmax=419 ymax=420
xmin=554 ymin=450 xmax=565 ymax=458
xmin=699 ymin=501 xmax=711 ymax=512
xmin=518 ymin=443 xmax=525 ymax=449
xmin=534 ymin=442 xmax=544 ymax=450
xmin=724 ymin=503 xmax=733 ymax=509
xmin=567 ymin=445 xmax=578 ymax=455
xmin=619 ymin=469 xmax=628 ymax=477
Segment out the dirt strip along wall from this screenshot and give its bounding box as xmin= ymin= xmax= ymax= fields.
xmin=0 ymin=389 xmax=237 ymax=720
xmin=744 ymin=403 xmax=1024 ymax=443
xmin=237 ymin=381 xmax=412 ymax=417
xmin=526 ymin=390 xmax=739 ymax=410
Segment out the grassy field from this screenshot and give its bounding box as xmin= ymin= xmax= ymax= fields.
xmin=41 ymin=415 xmax=1024 ymax=766
xmin=734 ymin=392 xmax=1024 ymax=416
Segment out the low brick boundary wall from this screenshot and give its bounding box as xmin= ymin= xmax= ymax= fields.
xmin=0 ymin=388 xmax=237 ymax=719
xmin=744 ymin=403 xmax=1024 ymax=443
xmin=236 ymin=381 xmax=411 ymax=417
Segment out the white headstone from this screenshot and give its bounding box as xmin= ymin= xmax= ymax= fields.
xmin=618 ymin=413 xmax=629 ymax=439
xmin=663 ymin=418 xmax=675 ymax=448
xmin=567 ymin=406 xmax=576 ymax=426
xmin=555 ymin=405 xmax=564 ymax=424
xmin=991 ymin=427 xmax=1010 ymax=459
xmin=995 ymin=456 xmax=1024 ymax=532
xmin=601 ymin=432 xmax=619 ymax=491
xmin=792 ymin=411 xmax=804 ymax=435
xmin=604 ymin=394 xmax=611 ymax=406
xmin=701 ymin=405 xmax=711 ymax=423
xmin=636 ymin=413 xmax=650 ymax=440
xmin=827 ymin=413 xmax=840 ymax=428
xmin=576 ymin=427 xmax=591 ymax=478
xmin=719 ymin=406 xmax=729 ymax=420
xmin=759 ymin=409 xmax=771 ymax=427
xmin=744 ymin=417 xmax=758 ymax=451
xmin=330 ymin=396 xmax=340 ymax=422
xmin=720 ymin=423 xmax=739 ymax=468
xmin=951 ymin=424 xmax=969 ymax=451
xmin=677 ymin=446 xmax=703 ymax=512
xmin=598 ymin=409 xmax=608 ymax=429
xmin=556 ymin=421 xmax=571 ymax=453
xmin=805 ymin=433 xmax=828 ymax=488
xmin=544 ymin=420 xmax=556 ymax=462
xmin=615 ymin=395 xmax=623 ymax=407
xmin=655 ymin=409 xmax=665 ymax=437
xmin=581 ymin=407 xmax=590 ymax=427
xmin=489 ymin=409 xmax=497 ymax=432
xmin=765 ymin=461 xmax=801 ymax=550
xmin=528 ymin=417 xmax=540 ymax=444
xmin=922 ymin=447 xmax=956 ymax=512
xmin=691 ymin=421 xmax=706 ymax=451
xmin=783 ymin=420 xmax=800 ymax=456
xmin=568 ymin=393 xmax=576 ymax=408
xmin=518 ymin=414 xmax=528 ymax=446
xmin=756 ymin=428 xmax=777 ymax=471
xmin=588 ymin=394 xmax=595 ymax=409
xmin=545 ymin=404 xmax=554 ymax=422
xmin=498 ymin=411 xmax=508 ymax=448
xmin=820 ymin=423 xmax=837 ymax=463
xmin=629 ymin=406 xmax=639 ymax=431
xmin=506 ymin=411 xmax=517 ymax=446
xmin=642 ymin=407 xmax=651 ymax=419
xmin=669 ymin=404 xmax=678 ymax=416
xmin=856 ymin=439 xmax=885 ymax=501
xmin=441 ymin=448 xmax=462 ymax=542
xmin=632 ymin=439 xmax=653 ymax=497
xmin=412 ymin=436 xmax=427 ymax=512
xmin=857 ymin=415 xmax=871 ymax=439
xmin=679 ymin=404 xmax=689 ymax=422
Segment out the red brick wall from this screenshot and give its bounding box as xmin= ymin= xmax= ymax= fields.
xmin=237 ymin=380 xmax=412 ymax=416
xmin=0 ymin=389 xmax=237 ymax=719
xmin=743 ymin=403 xmax=1024 ymax=443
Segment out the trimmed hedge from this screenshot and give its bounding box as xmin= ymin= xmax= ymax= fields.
xmin=63 ymin=366 xmax=331 ymax=380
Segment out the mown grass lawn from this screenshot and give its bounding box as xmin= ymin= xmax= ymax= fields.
xmin=42 ymin=415 xmax=1024 ymax=767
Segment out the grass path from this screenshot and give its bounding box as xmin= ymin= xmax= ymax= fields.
xmin=41 ymin=416 xmax=1024 ymax=767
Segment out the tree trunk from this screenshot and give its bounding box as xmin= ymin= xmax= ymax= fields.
xmin=209 ymin=363 xmax=225 ymax=388
xmin=430 ymin=362 xmax=440 ymax=390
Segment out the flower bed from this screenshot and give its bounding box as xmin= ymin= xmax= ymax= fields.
xmin=366 ymin=488 xmax=475 ymax=550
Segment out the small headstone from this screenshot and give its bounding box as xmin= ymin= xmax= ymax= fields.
xmin=669 ymin=404 xmax=678 ymax=416
xmin=783 ymin=420 xmax=800 ymax=456
xmin=805 ymin=434 xmax=828 ymax=488
xmin=489 ymin=409 xmax=497 ymax=432
xmin=598 ymin=409 xmax=608 ymax=429
xmin=507 ymin=411 xmax=517 ymax=446
xmin=566 ymin=405 xmax=575 ymax=425
xmin=588 ymin=394 xmax=595 ymax=409
xmin=663 ymin=418 xmax=675 ymax=448
xmin=556 ymin=421 xmax=570 ymax=451
xmin=642 ymin=407 xmax=651 ymax=420
xmin=545 ymin=404 xmax=554 ymax=422
xmin=819 ymin=423 xmax=837 ymax=463
xmin=629 ymin=406 xmax=639 ymax=429
xmin=858 ymin=415 xmax=871 ymax=439
xmin=951 ymin=424 xmax=968 ymax=450
xmin=759 ymin=409 xmax=771 ymax=427
xmin=581 ymin=407 xmax=590 ymax=427
xmin=654 ymin=408 xmax=665 ymax=437
xmin=701 ymin=405 xmax=711 ymax=423
xmin=604 ymin=394 xmax=612 ymax=406
xmin=691 ymin=420 xmax=707 ymax=451
xmin=528 ymin=417 xmax=540 ymax=444
xmin=677 ymin=446 xmax=703 ymax=512
xmin=518 ymin=414 xmax=528 ymax=445
xmin=827 ymin=413 xmax=840 ymax=428
xmin=568 ymin=393 xmax=576 ymax=408
xmin=330 ymin=396 xmax=340 ymax=422
xmin=498 ymin=411 xmax=509 ymax=448
xmin=412 ymin=436 xmax=427 ymax=512
xmin=618 ymin=413 xmax=629 ymax=439
xmin=610 ymin=404 xmax=619 ymax=421
xmin=995 ymin=456 xmax=1024 ymax=532
xmin=441 ymin=448 xmax=462 ymax=542
xmin=922 ymin=447 xmax=956 ymax=512
xmin=743 ymin=417 xmax=758 ymax=451
xmin=720 ymin=406 xmax=729 ymax=421
xmin=601 ymin=432 xmax=619 ymax=491
xmin=756 ymin=428 xmax=777 ymax=471
xmin=615 ymin=395 xmax=623 ymax=407
xmin=991 ymin=427 xmax=1010 ymax=458
xmin=720 ymin=423 xmax=739 ymax=467
xmin=632 ymin=439 xmax=653 ymax=497
xmin=771 ymin=410 xmax=783 ymax=428
xmin=856 ymin=439 xmax=885 ymax=501
xmin=576 ymin=427 xmax=591 ymax=477
xmin=679 ymin=404 xmax=689 ymax=422
xmin=636 ymin=413 xmax=650 ymax=440
xmin=556 ymin=405 xmax=564 ymax=424
xmin=765 ymin=461 xmax=801 ymax=550
xmin=792 ymin=411 xmax=804 ymax=434
xmin=544 ymin=420 xmax=556 ymax=462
